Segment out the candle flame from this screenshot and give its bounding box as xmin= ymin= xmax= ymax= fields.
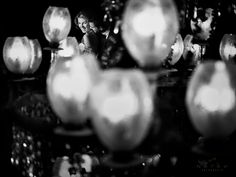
xmin=132 ymin=7 xmax=166 ymax=38
xmin=7 ymin=38 xmax=30 ymax=62
xmin=52 ymin=57 xmax=91 ymax=102
xmin=224 ymin=44 xmax=236 ymax=58
xmin=49 ymin=14 xmax=67 ymax=31
xmin=194 ymin=62 xmax=235 ymax=112
xmin=101 ymin=78 xmax=139 ymax=123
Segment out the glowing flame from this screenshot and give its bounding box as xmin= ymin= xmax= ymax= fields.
xmin=121 ymin=0 xmax=179 ymax=68
xmin=49 ymin=14 xmax=67 ymax=31
xmin=7 ymin=38 xmax=30 ymax=63
xmin=101 ymin=78 xmax=139 ymax=123
xmin=224 ymin=44 xmax=236 ymax=58
xmin=52 ymin=56 xmax=91 ymax=102
xmin=70 ymin=58 xmax=91 ymax=102
xmin=194 ymin=62 xmax=235 ymax=112
xmin=53 ymin=73 xmax=73 ymax=99
xmin=132 ymin=7 xmax=166 ymax=39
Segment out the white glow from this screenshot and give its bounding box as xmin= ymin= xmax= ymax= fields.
xmin=53 ymin=74 xmax=73 ymax=99
xmin=224 ymin=44 xmax=236 ymax=58
xmin=58 ymin=159 xmax=71 ymax=177
xmin=49 ymin=14 xmax=67 ymax=31
xmin=81 ymin=154 xmax=92 ymax=173
xmin=143 ymin=96 xmax=153 ymax=120
xmin=29 ymin=40 xmax=35 ymax=69
xmin=211 ymin=62 xmax=228 ymax=89
xmin=132 ymin=7 xmax=166 ymax=38
xmin=7 ymin=38 xmax=30 ymax=62
xmin=58 ymin=43 xmax=75 ymax=57
xmin=171 ymin=41 xmax=179 ymax=52
xmin=215 ymin=61 xmax=225 ymax=71
xmin=64 ymin=60 xmax=71 ymax=68
xmin=192 ymin=44 xmax=201 ymax=53
xmin=194 ymin=63 xmax=235 ymax=112
xmin=52 ymin=56 xmax=91 ymax=102
xmin=58 ymin=37 xmax=79 ymax=57
xmin=113 ymin=26 xmax=119 ymax=34
xmin=70 ymin=57 xmax=91 ymax=103
xmin=101 ymin=78 xmax=139 ymax=123
xmin=171 ymin=34 xmax=183 ymax=57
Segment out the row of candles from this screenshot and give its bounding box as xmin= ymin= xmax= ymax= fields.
xmin=3 ymin=0 xmax=236 ymax=164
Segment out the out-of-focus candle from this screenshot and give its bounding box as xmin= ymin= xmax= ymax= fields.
xmin=89 ymin=69 xmax=154 ymax=151
xmin=47 ymin=53 xmax=100 ymax=126
xmin=219 ymin=34 xmax=236 ymax=62
xmin=101 ymin=78 xmax=139 ymax=124
xmin=194 ymin=63 xmax=235 ymax=112
xmin=121 ymin=0 xmax=179 ymax=68
xmin=186 ymin=61 xmax=236 ymax=138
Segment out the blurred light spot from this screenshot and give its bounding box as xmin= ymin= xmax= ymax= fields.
xmin=101 ymin=79 xmax=138 ymax=123
xmin=194 ymin=63 xmax=235 ymax=112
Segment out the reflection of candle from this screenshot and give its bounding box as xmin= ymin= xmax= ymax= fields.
xmin=194 ymin=62 xmax=235 ymax=112
xmin=101 ymin=79 xmax=139 ymax=123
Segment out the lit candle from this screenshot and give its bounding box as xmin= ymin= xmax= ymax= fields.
xmin=219 ymin=34 xmax=236 ymax=62
xmin=3 ymin=36 xmax=42 ymax=74
xmin=121 ymin=0 xmax=179 ymax=68
xmin=101 ymin=78 xmax=139 ymax=124
xmin=194 ymin=62 xmax=235 ymax=112
xmin=89 ymin=69 xmax=154 ymax=151
xmin=186 ymin=61 xmax=236 ymax=137
xmin=42 ymin=6 xmax=71 ymax=43
xmin=47 ymin=53 xmax=101 ymax=126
